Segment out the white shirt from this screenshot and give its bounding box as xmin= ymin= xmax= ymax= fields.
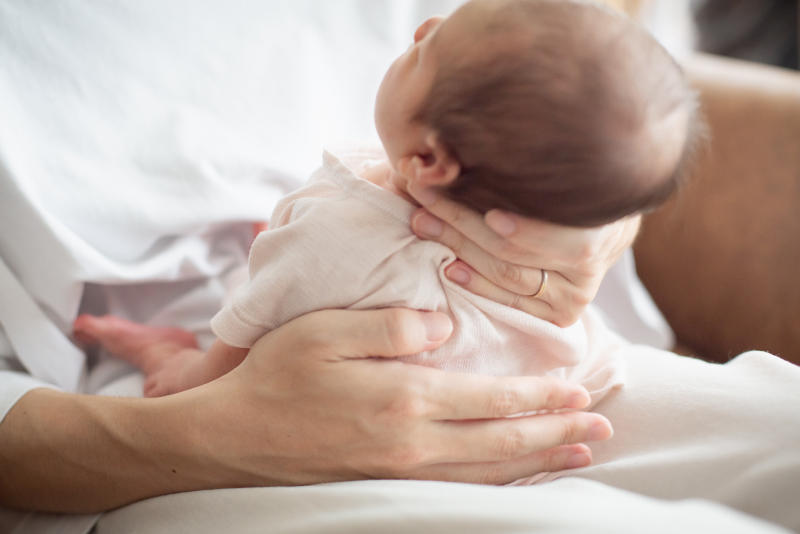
xmin=0 ymin=0 xmax=673 ymax=423
xmin=0 ymin=4 xmax=675 ymax=533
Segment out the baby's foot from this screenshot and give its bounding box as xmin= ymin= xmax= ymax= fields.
xmin=252 ymin=221 xmax=269 ymax=239
xmin=73 ymin=314 xmax=198 ymax=376
xmin=141 ymin=347 xmax=205 ymax=397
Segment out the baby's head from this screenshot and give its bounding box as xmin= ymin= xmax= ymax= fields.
xmin=375 ymin=0 xmax=703 ymax=227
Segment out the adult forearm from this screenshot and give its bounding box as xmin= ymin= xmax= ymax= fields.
xmin=634 ymin=54 xmax=800 ymax=363
xmin=0 ymin=388 xmax=220 ymax=513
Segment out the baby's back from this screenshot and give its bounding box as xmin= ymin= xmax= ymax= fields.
xmin=212 ymin=149 xmax=626 ymax=405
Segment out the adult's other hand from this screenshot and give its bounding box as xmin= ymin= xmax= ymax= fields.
xmin=409 ymin=184 xmax=640 ymax=327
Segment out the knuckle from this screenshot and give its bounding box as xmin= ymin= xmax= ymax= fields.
xmin=540 ymin=447 xmax=567 ymax=473
xmin=382 ymin=308 xmax=408 ymax=326
xmin=299 ymin=331 xmax=333 ymax=357
xmin=493 ymin=427 xmax=526 ymax=459
xmin=384 ymin=441 xmax=427 ymax=472
xmin=447 ymin=230 xmax=467 ymax=255
xmin=556 ymin=417 xmax=581 ymax=445
xmin=507 ymin=291 xmax=525 ymax=312
xmin=495 ymin=239 xmax=521 ymax=263
xmin=496 ymin=260 xmax=523 ymax=287
xmin=380 ymin=309 xmax=417 ymax=354
xmin=551 ymin=308 xmax=578 ymax=328
xmin=445 ymin=204 xmax=468 ymax=228
xmin=567 ymin=286 xmax=592 ymax=308
xmin=548 ymin=291 xmax=591 ymax=328
xmin=539 ymin=378 xmax=559 ymax=408
xmin=573 ymin=293 xmax=591 ymax=309
xmin=487 ymin=386 xmax=522 ymax=417
xmin=381 ymin=388 xmax=427 ymax=422
xmin=479 ymin=465 xmax=507 ymax=485
xmin=576 ymin=241 xmax=600 ymax=264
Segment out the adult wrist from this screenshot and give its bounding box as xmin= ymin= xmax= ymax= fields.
xmin=0 ymin=387 xmax=230 ymax=513
xmin=148 ymin=381 xmax=265 ymax=491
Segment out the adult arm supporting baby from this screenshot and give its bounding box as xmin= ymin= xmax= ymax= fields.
xmin=0 ymin=308 xmax=607 ymax=513
xmin=635 ymin=53 xmax=800 ymax=364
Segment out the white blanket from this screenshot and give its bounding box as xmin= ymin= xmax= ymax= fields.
xmin=96 ymin=478 xmax=787 ymax=534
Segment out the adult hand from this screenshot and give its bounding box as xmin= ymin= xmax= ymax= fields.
xmin=408 ymin=185 xmax=641 ymax=327
xmin=190 ymin=308 xmax=613 ymax=487
xmin=0 ymin=308 xmax=611 ymax=513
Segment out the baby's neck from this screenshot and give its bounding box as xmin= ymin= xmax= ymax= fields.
xmin=360 ymin=159 xmax=418 ymax=205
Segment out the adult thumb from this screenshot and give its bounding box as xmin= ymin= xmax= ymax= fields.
xmin=286 ymin=308 xmax=453 ymax=360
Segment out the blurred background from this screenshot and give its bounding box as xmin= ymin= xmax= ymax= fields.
xmin=1 ymin=0 xmax=796 ymax=196
xmin=635 ymin=0 xmax=798 ymax=70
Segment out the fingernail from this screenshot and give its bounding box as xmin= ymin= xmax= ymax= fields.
xmin=588 ymin=420 xmax=613 ymax=441
xmin=485 ymin=210 xmax=516 ymax=237
xmin=446 ymin=264 xmax=470 ymax=285
xmin=422 ymin=313 xmax=452 ymax=344
xmin=413 ymin=212 xmax=444 ymax=238
xmin=564 ymin=451 xmax=591 ymax=469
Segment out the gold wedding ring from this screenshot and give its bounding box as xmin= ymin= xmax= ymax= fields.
xmin=531 ymin=269 xmax=548 ymax=299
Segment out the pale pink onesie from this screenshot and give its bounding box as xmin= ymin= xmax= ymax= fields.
xmin=211 ymin=148 xmax=626 ymax=405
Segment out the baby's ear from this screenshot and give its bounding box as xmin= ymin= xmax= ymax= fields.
xmin=401 ymin=132 xmax=460 ymax=187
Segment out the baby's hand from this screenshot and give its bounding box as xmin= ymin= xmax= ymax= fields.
xmin=408 ymin=184 xmax=640 ymax=327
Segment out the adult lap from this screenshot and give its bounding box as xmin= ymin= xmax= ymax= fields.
xmin=569 ymin=348 xmax=800 ymax=531
xmin=95 ymin=478 xmax=788 ymax=534
xmin=91 ymin=349 xmax=800 ymax=533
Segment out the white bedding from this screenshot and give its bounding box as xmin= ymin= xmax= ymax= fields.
xmin=1 ymin=2 xmax=797 ymax=533
xmin=96 ymin=479 xmax=786 ymax=534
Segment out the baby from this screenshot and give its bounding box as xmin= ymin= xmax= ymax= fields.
xmin=75 ymin=0 xmax=701 ymax=401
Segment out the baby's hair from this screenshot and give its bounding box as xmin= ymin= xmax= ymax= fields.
xmin=415 ymin=0 xmax=705 ymax=227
